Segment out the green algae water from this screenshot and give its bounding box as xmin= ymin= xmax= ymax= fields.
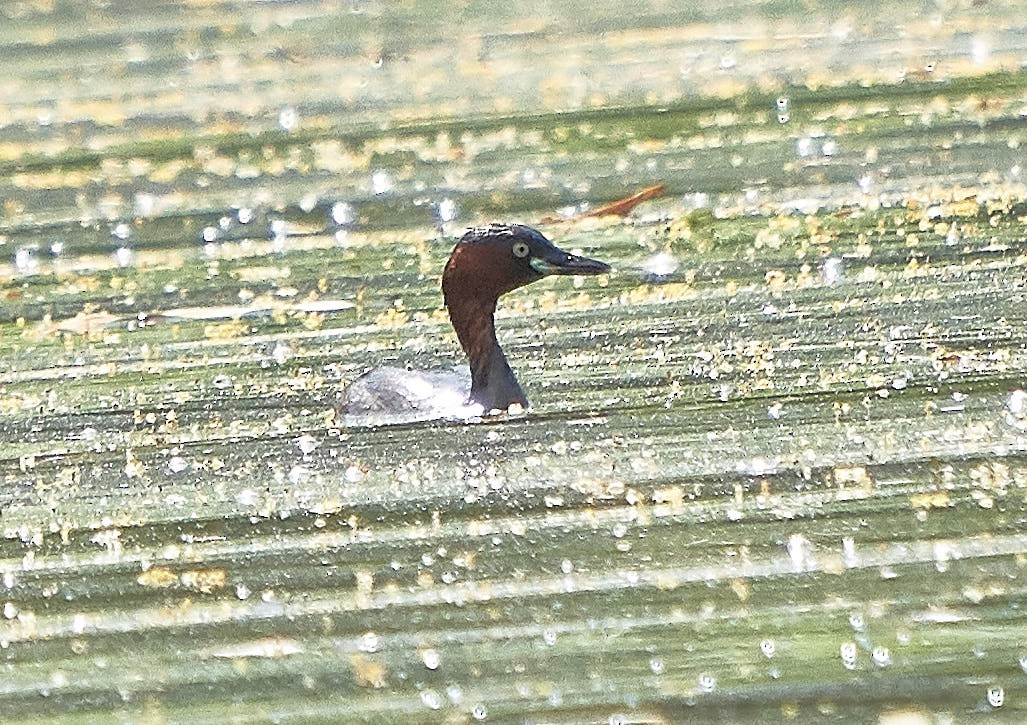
xmin=2 ymin=1 xmax=1027 ymax=722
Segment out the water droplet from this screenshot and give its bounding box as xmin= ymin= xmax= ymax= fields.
xmin=471 ymin=704 xmax=488 ymax=720
xmin=299 ymin=193 xmax=318 ymax=213
xmin=1005 ymin=389 xmax=1026 ymax=429
xmin=114 ymin=246 xmax=135 ymax=268
xmin=437 ymin=198 xmax=457 ymax=223
xmin=167 ymin=456 xmax=188 ymax=474
xmin=560 ymin=559 xmax=573 ymax=574
xmin=421 ymin=648 xmax=441 ymax=669
xmin=278 ymin=106 xmax=299 ymax=131
xmin=13 ymin=245 xmax=40 ymax=275
xmin=201 ymin=226 xmax=219 ymax=243
xmin=371 ymin=170 xmax=393 ymax=195
xmin=649 ymin=657 xmax=665 ymax=674
xmin=542 ymin=629 xmax=558 ymax=646
xmin=872 ymin=646 xmax=891 ymax=666
xmin=235 ymin=583 xmax=251 ymax=600
xmin=295 ymin=435 xmax=318 ymax=455
xmin=111 ymin=222 xmax=132 ymax=240
xmin=642 ymin=251 xmax=678 ymax=280
xmin=849 ymin=612 xmax=866 ymax=632
xmin=3 ymin=602 xmax=18 ymax=619
xmin=236 ymin=207 xmax=255 ymax=224
xmin=786 ymin=533 xmax=814 ymax=571
xmin=358 ymin=631 xmax=379 ymax=653
xmin=821 ymin=139 xmax=838 ymax=157
xmin=840 ymin=642 xmax=858 ymax=669
xmin=760 ymin=639 xmax=776 ymax=658
xmin=987 ymin=685 xmax=1004 ymax=708
xmin=697 ymin=673 xmax=716 ymax=693
xmin=420 ymin=689 xmax=442 ymax=710
xmin=331 ymin=201 xmax=355 ymax=226
xmin=822 ymin=257 xmax=844 ymax=286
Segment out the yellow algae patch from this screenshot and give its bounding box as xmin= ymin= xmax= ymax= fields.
xmin=375 ymin=305 xmax=409 ymax=328
xmin=137 ymin=567 xmax=179 ymax=589
xmin=204 ymin=321 xmax=248 ymax=340
xmin=910 ymin=491 xmax=952 ymax=511
xmin=138 ymin=566 xmax=227 ymax=593
xmin=350 ymin=654 xmax=388 ymax=688
xmin=180 ymin=568 xmax=228 ymax=593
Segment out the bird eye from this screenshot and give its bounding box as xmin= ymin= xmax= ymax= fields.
xmin=512 ymin=241 xmax=531 ymax=258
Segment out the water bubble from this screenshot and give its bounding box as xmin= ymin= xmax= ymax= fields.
xmin=796 ymin=137 xmax=815 ymax=157
xmin=971 ymin=36 xmax=991 ymax=65
xmin=331 ymin=201 xmax=355 ymax=226
xmin=278 ymin=106 xmax=299 ymax=131
xmin=111 ymin=222 xmax=132 ymax=240
xmin=849 ymin=612 xmax=866 ymax=632
xmin=3 ymin=602 xmax=18 ymax=619
xmin=840 ymin=642 xmax=858 ymax=669
xmin=167 ymin=456 xmax=188 ymax=474
xmin=786 ymin=533 xmax=814 ymax=571
xmin=201 ymin=226 xmax=219 ymax=243
xmin=471 ymin=704 xmax=488 ymax=720
xmin=560 ymin=559 xmax=574 ymax=574
xmin=872 ymin=646 xmax=891 ymax=667
xmin=358 ymin=631 xmax=379 ymax=653
xmin=13 ymin=245 xmax=40 ymax=275
xmin=542 ymin=629 xmax=558 ymax=646
xmin=697 ymin=673 xmax=716 ymax=693
xmin=268 ymin=218 xmax=288 ymax=240
xmin=114 ymin=246 xmax=135 ymax=268
xmin=649 ymin=657 xmax=665 ymax=674
xmin=237 ymin=207 xmax=255 ymax=224
xmin=821 ymin=139 xmax=838 ymax=157
xmin=437 ymin=198 xmax=457 ymax=223
xmin=987 ymin=685 xmax=1004 ymax=708
xmin=299 ymin=193 xmax=318 ymax=213
xmin=1019 ymin=655 xmax=1027 ymax=673
xmin=776 ymin=97 xmax=789 ymax=111
xmin=642 ymin=251 xmax=678 ymax=280
xmin=49 ymin=241 xmax=65 ymax=257
xmin=1005 ymin=389 xmax=1026 ymax=429
xmin=760 ymin=639 xmax=776 ymax=658
xmin=421 ymin=648 xmax=441 ymax=669
xmin=822 ymin=257 xmax=844 ymax=286
xmin=420 ymin=689 xmax=442 ymax=710
xmin=235 ymin=583 xmax=251 ymax=600
xmin=371 ymin=170 xmax=394 ymax=195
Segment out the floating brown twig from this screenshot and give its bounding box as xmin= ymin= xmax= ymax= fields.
xmin=542 ymin=183 xmax=665 ymax=223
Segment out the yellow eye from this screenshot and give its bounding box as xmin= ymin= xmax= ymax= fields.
xmin=512 ymin=241 xmax=530 ymax=258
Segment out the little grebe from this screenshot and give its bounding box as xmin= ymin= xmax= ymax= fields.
xmin=341 ymin=224 xmax=610 ymax=422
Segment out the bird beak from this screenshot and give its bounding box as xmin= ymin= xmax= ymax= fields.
xmin=530 ymin=250 xmax=611 ymax=276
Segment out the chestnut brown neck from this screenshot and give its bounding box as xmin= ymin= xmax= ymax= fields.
xmin=444 ymin=289 xmax=527 ymax=412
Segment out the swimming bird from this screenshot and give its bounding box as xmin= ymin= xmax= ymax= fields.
xmin=340 ymin=224 xmax=610 ymax=423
